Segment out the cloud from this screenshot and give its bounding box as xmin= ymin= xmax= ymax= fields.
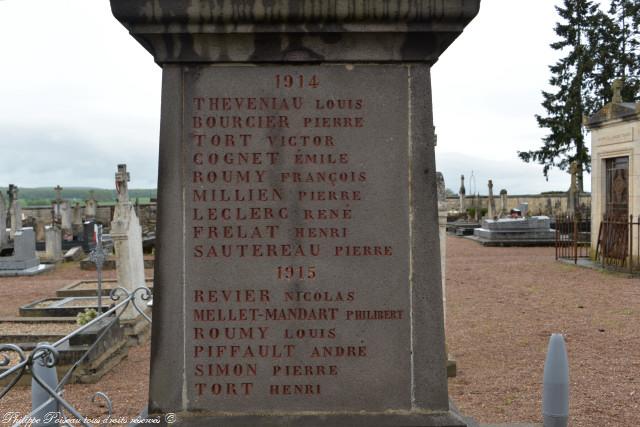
xmin=0 ymin=124 xmax=158 ymax=188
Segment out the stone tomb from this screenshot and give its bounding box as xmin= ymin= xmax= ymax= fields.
xmin=472 ymin=216 xmax=555 ymax=246
xmin=111 ymin=1 xmax=480 ymax=426
xmin=0 ymin=228 xmax=53 ymax=276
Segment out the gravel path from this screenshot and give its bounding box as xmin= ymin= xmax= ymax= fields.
xmin=446 ymin=236 xmax=639 ymax=426
xmin=0 ymin=239 xmax=638 ymax=426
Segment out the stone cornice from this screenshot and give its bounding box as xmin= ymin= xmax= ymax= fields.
xmin=110 ymin=0 xmax=481 ymax=64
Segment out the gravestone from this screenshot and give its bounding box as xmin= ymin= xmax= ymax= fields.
xmin=52 ymin=186 xmax=73 ymax=240
xmin=72 ymin=202 xmax=84 ymax=238
xmin=111 ymin=1 xmax=480 ymax=425
xmin=8 ymin=185 xmax=22 ymax=239
xmin=545 ymin=197 xmax=553 ymax=216
xmin=82 ymin=220 xmax=97 ymax=253
xmin=0 ymin=228 xmax=40 ymax=272
xmin=500 ymin=189 xmax=508 ymax=217
xmin=45 ymin=226 xmax=63 ymax=263
xmin=487 ymin=180 xmax=495 ymax=219
xmin=85 ymin=190 xmax=98 ymax=220
xmin=459 ymin=175 xmax=466 ymax=214
xmin=110 ymin=164 xmax=147 ymax=320
xmin=518 ymin=202 xmax=529 ymax=217
xmin=34 ymin=219 xmax=46 ymax=242
xmin=59 ymin=202 xmax=73 ymax=240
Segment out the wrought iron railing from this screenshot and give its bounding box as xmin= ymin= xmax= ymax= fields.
xmin=0 ymin=286 xmax=152 ymax=427
xmin=555 ymin=214 xmax=591 ymax=263
xmin=596 ymin=215 xmax=640 ymax=274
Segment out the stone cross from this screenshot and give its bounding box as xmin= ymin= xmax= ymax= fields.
xmin=459 ymin=174 xmax=466 ymax=214
xmin=612 ymin=79 xmax=623 ymax=104
xmin=89 ymin=224 xmax=106 ymax=312
xmin=115 ymin=164 xmax=130 ymax=204
xmin=111 ymin=164 xmax=147 ymax=321
xmin=54 ymin=185 xmax=63 ymax=203
xmin=487 ymin=179 xmax=495 ymax=219
xmin=474 ymin=193 xmax=480 ymax=222
xmin=52 ymin=185 xmax=63 ymax=228
xmin=500 ymin=189 xmax=508 ymax=217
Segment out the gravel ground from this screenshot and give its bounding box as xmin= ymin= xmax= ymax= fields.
xmin=0 ymin=239 xmax=638 ymax=426
xmin=0 ymin=263 xmax=150 ymax=423
xmin=446 ymin=236 xmax=639 ymax=426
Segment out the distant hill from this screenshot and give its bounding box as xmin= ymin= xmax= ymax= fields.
xmin=0 ymin=187 xmax=157 ymax=207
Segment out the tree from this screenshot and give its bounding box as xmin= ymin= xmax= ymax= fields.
xmin=607 ymin=0 xmax=640 ymax=100
xmin=518 ymin=0 xmax=599 ymax=191
xmin=587 ymin=0 xmax=640 ymax=107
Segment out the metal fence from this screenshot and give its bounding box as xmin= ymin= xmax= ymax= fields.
xmin=0 ymin=286 xmax=151 ymax=427
xmin=555 ymin=214 xmax=591 ymax=263
xmin=595 ymin=215 xmax=640 ymax=274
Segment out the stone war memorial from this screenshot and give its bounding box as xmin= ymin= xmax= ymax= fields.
xmin=110 ymin=1 xmax=480 ymax=425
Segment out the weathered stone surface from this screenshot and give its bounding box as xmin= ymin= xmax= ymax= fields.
xmin=45 ymin=226 xmax=63 ymax=262
xmin=110 ymin=164 xmax=148 ymax=320
xmin=473 ymin=216 xmax=555 ymax=245
xmin=110 ymin=0 xmax=480 ymax=64
xmin=85 ymin=191 xmax=98 ymax=219
xmin=144 ymin=62 xmax=467 ymax=425
xmin=111 ymin=1 xmax=480 ymax=425
xmin=9 ymin=185 xmax=22 ymax=240
xmin=0 ymin=228 xmax=39 ymax=270
xmin=64 ymin=246 xmax=84 ymax=262
xmin=481 ymin=217 xmax=551 ymax=231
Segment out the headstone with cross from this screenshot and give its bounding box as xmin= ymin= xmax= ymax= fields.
xmin=54 ymin=185 xmax=63 ymax=203
xmin=110 ymin=164 xmax=147 ymax=320
xmin=612 ymin=79 xmax=624 ymax=104
xmin=51 ymin=185 xmax=72 ymax=239
xmin=115 ymin=164 xmax=130 ymax=205
xmin=89 ymin=224 xmax=107 ymax=312
xmin=85 ymin=190 xmax=98 ymax=220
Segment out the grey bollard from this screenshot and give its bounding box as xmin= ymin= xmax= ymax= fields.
xmin=31 ymin=345 xmax=59 ymax=426
xmin=542 ymin=334 xmax=569 ymax=427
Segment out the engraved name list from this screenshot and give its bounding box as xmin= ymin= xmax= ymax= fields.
xmin=184 ymin=65 xmax=411 ymax=411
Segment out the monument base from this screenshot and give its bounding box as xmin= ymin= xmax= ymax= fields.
xmin=0 ymin=264 xmax=54 ymax=277
xmin=135 ymin=408 xmax=473 ymax=427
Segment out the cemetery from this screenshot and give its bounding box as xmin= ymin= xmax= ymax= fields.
xmin=1 ymin=1 xmax=639 ymax=427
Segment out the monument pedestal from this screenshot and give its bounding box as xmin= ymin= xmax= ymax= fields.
xmin=111 ymin=1 xmax=480 ymax=425
xmin=150 ymin=411 xmax=468 ymax=427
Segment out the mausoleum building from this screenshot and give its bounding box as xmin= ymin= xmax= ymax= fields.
xmin=585 ymin=83 xmax=640 ymax=259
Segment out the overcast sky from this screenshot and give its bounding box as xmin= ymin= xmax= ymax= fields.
xmin=0 ymin=0 xmax=598 ymax=194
